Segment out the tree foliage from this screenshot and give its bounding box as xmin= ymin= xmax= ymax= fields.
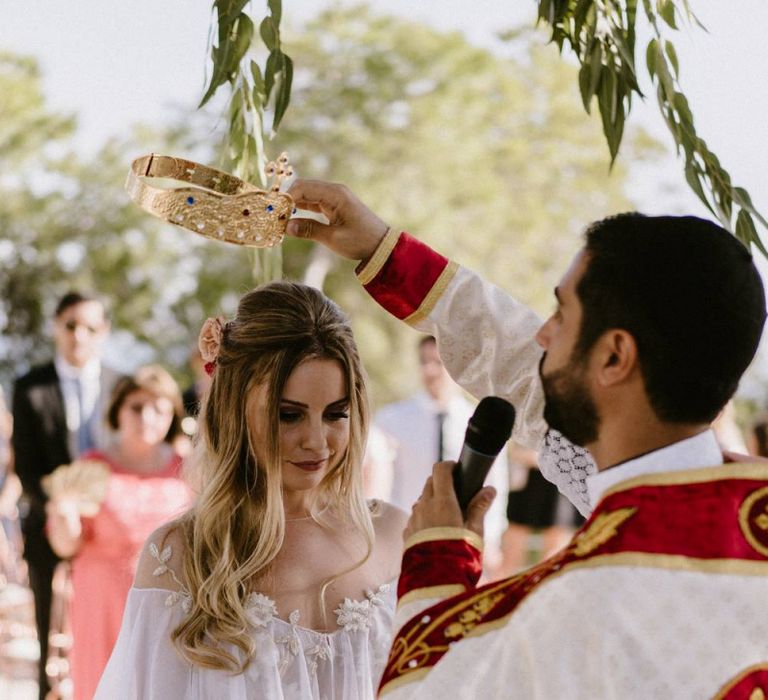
xmin=1 ymin=13 xmax=658 ymax=405
xmin=536 ymin=0 xmax=767 ymax=253
xmin=206 ymin=1 xmax=767 ymax=256
xmin=272 ymin=7 xmax=659 ymax=401
xmin=200 ymin=0 xmax=294 ymax=282
xmin=0 ymin=53 xmax=255 ymax=385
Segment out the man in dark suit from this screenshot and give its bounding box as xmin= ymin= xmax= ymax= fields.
xmin=12 ymin=291 xmax=116 ymax=700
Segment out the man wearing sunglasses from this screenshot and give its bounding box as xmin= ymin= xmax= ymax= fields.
xmin=12 ymin=291 xmax=117 ymax=700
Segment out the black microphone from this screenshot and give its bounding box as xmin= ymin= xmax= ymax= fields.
xmin=452 ymin=396 xmax=516 ymax=514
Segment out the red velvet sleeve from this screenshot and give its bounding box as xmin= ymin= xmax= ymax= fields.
xmin=356 ymin=230 xmax=456 ymax=323
xmin=397 ymin=528 xmax=483 ymax=601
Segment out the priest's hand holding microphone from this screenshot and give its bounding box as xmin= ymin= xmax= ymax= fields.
xmin=403 ymin=396 xmax=516 ymax=542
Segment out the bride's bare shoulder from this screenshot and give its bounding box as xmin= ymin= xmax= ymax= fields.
xmin=369 ymin=499 xmax=408 ymax=544
xmin=133 ymin=520 xmax=188 ymax=591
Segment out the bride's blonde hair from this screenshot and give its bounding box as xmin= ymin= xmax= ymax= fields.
xmin=172 ymin=281 xmax=373 ymax=671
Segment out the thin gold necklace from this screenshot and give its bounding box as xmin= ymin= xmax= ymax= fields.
xmin=284 ymin=503 xmax=331 ymax=521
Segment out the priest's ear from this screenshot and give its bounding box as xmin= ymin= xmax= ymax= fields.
xmin=593 ymin=329 xmax=638 ymax=387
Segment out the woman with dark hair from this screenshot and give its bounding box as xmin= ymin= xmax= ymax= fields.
xmin=95 ymin=282 xmax=422 ymax=699
xmin=45 ymin=364 xmax=193 ymax=700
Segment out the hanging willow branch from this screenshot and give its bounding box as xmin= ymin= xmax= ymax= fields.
xmin=201 ymin=0 xmax=293 ymax=281
xmin=537 ymin=0 xmax=767 ymax=254
xmin=204 ymin=1 xmax=767 ymax=257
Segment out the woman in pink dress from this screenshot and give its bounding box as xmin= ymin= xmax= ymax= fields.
xmin=45 ymin=365 xmax=193 ymax=700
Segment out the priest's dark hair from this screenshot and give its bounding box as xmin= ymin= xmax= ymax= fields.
xmin=575 ymin=213 xmax=766 ymax=424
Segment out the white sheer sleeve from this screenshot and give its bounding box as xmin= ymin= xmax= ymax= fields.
xmin=410 ymin=267 xmax=546 ymax=450
xmin=94 ymin=588 xmax=192 ymax=699
xmin=411 ymin=266 xmax=597 ymax=514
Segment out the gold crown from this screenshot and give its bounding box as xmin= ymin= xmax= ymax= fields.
xmin=125 ymin=153 xmax=295 ymax=247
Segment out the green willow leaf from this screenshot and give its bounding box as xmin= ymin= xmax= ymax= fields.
xmin=260 ymin=17 xmax=278 ymax=51
xmin=653 ymin=45 xmax=675 ymax=98
xmin=646 ymin=38 xmax=657 ymax=77
xmin=598 ymin=66 xmax=624 ymax=161
xmin=578 ymin=62 xmax=593 ymax=112
xmin=589 ymin=41 xmax=603 ymax=98
xmin=657 ymin=0 xmax=677 ymax=29
xmin=672 ymin=91 xmax=693 ymax=127
xmin=268 ymin=0 xmax=282 ymax=26
xmin=264 ymin=49 xmax=282 ymax=101
xmin=250 ymin=60 xmax=266 ymax=99
xmin=684 ymin=163 xmax=715 ymax=215
xmin=664 ymin=40 xmax=679 ymax=78
xmin=735 ymin=209 xmax=756 ymax=248
xmin=233 ymin=14 xmax=254 ymax=63
xmin=272 ymin=54 xmax=293 ymax=132
xmin=626 ymin=0 xmax=638 ymax=53
xmin=734 ymin=187 xmax=768 ymax=228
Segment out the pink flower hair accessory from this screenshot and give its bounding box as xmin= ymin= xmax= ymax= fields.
xmin=199 ymin=316 xmax=226 ymax=376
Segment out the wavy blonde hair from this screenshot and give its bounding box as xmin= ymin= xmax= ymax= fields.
xmin=171 ymin=281 xmax=373 ymax=671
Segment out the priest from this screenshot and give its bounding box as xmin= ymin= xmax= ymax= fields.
xmin=287 ymin=179 xmax=768 ymax=699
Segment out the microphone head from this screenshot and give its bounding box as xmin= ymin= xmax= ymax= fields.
xmin=464 ymin=396 xmax=516 ymax=456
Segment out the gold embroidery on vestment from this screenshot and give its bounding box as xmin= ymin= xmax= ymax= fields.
xmin=356 ymin=227 xmax=401 ymax=285
xmin=573 ymin=507 xmax=637 ymax=556
xmin=739 ymin=485 xmax=768 ymax=558
xmin=712 ymin=662 xmax=768 ymax=699
xmin=443 ymin=592 xmax=504 ymax=638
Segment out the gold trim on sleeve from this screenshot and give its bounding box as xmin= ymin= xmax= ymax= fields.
xmin=403 ymin=261 xmax=460 ymax=326
xmin=404 ymin=526 xmax=483 ymax=552
xmin=379 ymin=668 xmax=431 ymax=697
xmin=356 ymin=227 xmax=401 ymax=285
xmin=398 ymin=584 xmax=467 ymax=610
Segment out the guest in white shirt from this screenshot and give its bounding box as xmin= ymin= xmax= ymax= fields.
xmin=374 ymin=336 xmax=508 ymax=573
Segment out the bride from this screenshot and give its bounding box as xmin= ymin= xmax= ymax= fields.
xmin=96 ymin=281 xmax=408 ymax=699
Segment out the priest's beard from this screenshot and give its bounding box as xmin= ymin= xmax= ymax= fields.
xmin=540 ymin=354 xmax=600 ymax=447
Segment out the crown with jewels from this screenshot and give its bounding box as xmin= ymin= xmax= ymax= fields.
xmin=125 ymin=153 xmax=296 ymax=247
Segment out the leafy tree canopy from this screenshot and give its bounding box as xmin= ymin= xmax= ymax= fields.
xmin=1 ymin=10 xmax=660 ymax=404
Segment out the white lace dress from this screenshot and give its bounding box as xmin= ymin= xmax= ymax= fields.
xmin=95 ymin=543 xmax=396 ymax=699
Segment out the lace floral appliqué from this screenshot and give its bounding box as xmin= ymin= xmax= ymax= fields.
xmin=149 ymin=546 xmax=393 ymax=680
xmin=334 ymin=583 xmax=391 ymax=632
xmin=277 ymin=610 xmax=303 ymax=676
xmin=246 ymin=592 xmax=278 ymax=628
xmin=306 ymin=636 xmax=332 ymax=675
xmin=149 ymin=542 xmax=192 ymax=613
